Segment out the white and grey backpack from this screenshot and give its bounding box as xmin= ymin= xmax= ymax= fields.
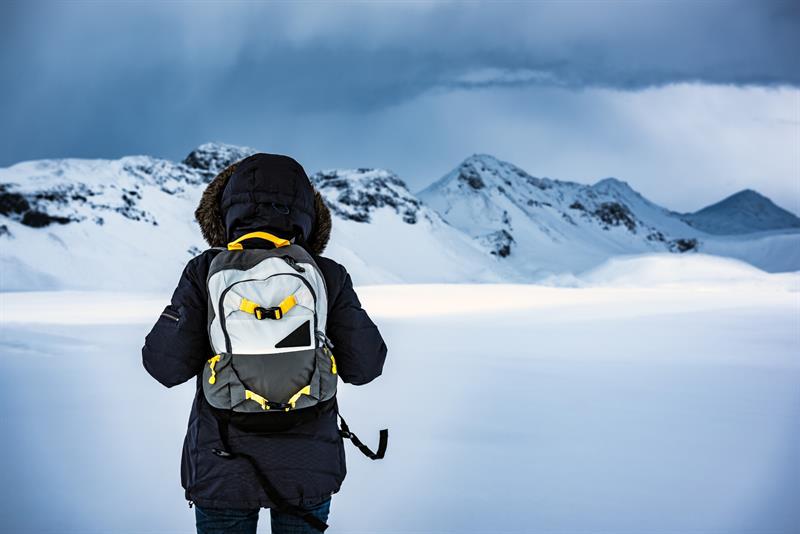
xmin=203 ymin=231 xmax=338 ymax=414
xmin=201 ymin=231 xmax=386 ymax=530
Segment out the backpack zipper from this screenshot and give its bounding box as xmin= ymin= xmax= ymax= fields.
xmin=281 ymin=255 xmax=306 ymax=273
xmin=316 ymin=330 xmax=334 ymax=349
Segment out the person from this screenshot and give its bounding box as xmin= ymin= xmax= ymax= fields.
xmin=142 ymin=153 xmax=388 ymax=533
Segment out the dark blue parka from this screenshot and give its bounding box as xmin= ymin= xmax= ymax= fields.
xmin=142 ymin=154 xmax=387 ymax=509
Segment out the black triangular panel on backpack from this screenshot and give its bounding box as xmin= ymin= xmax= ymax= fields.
xmin=275 ymin=320 xmax=312 ymax=348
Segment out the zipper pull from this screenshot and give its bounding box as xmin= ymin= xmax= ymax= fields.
xmin=161 ymin=309 xmax=179 ymax=322
xmin=315 ymin=331 xmax=337 ymax=374
xmin=281 ymin=255 xmax=305 ymax=273
xmin=316 ymin=330 xmax=335 ymax=349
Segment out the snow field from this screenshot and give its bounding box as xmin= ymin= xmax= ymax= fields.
xmin=1 ymin=262 xmax=798 ymax=532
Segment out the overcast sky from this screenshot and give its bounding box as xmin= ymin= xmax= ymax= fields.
xmin=1 ymin=1 xmax=798 ymax=213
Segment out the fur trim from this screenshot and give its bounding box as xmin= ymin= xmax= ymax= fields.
xmin=194 ymin=163 xmax=236 ymax=248
xmin=195 ymin=162 xmax=331 ymax=255
xmin=306 ymin=189 xmax=332 ymax=255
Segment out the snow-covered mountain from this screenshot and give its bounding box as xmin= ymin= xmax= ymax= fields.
xmin=309 ymin=167 xmax=516 ymax=285
xmin=0 ymin=144 xmax=513 ymax=290
xmin=680 ymin=189 xmax=800 ymax=235
xmin=1 ymin=144 xmax=798 ymax=291
xmin=418 ymin=154 xmax=800 ymax=276
xmin=0 ymin=144 xmax=255 ymax=291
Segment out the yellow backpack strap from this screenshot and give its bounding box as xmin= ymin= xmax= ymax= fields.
xmin=245 ymin=386 xmax=310 ymax=411
xmin=227 ymin=231 xmax=292 ymax=251
xmin=239 ymin=297 xmax=260 ymax=315
xmin=245 ymin=390 xmax=270 ymax=410
xmin=273 ymin=294 xmax=297 ymax=319
xmin=286 ymin=385 xmax=312 ymax=411
xmin=240 ymin=295 xmax=296 ymax=320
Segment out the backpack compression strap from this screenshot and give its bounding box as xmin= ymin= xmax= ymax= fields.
xmin=244 ymin=385 xmax=312 ymax=411
xmin=240 ymin=295 xmax=297 ymax=320
xmin=338 ymin=415 xmax=388 ymax=460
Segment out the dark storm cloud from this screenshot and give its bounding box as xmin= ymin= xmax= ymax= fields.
xmin=0 ymin=0 xmax=798 ymax=213
xmin=2 ymin=1 xmax=798 ymax=106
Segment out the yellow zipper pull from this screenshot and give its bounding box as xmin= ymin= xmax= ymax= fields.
xmin=208 ymin=355 xmax=221 ymax=384
xmin=327 ymin=347 xmax=337 ymax=375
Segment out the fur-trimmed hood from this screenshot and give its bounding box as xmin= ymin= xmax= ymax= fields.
xmin=194 ymin=153 xmax=331 ymax=254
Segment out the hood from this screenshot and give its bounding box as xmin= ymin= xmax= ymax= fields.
xmin=195 ymin=153 xmax=332 ymax=254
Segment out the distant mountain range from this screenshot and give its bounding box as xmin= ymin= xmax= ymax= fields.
xmin=1 ymin=143 xmax=798 ymax=291
xmin=680 ymin=189 xmax=800 ymax=235
xmin=418 ymin=154 xmax=800 ymax=277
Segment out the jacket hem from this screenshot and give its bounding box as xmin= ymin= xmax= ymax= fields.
xmin=187 ymin=488 xmax=339 ymax=510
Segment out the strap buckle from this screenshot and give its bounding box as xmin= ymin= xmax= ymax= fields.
xmin=338 ymin=415 xmax=388 ymax=460
xmin=254 ymin=306 xmax=282 ymax=320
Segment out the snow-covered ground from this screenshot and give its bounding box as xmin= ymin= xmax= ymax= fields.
xmin=1 ymin=255 xmax=798 ymax=533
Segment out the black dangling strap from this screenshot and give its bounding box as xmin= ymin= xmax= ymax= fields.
xmin=212 ymin=407 xmax=234 ymax=458
xmin=234 ymin=451 xmax=328 ymax=532
xmin=338 ymin=415 xmax=388 ymax=460
xmin=211 ymin=409 xmax=329 ymax=532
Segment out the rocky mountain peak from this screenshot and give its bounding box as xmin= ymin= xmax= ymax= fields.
xmin=683 ymin=188 xmax=800 ymax=234
xmin=718 ymin=189 xmax=769 ymax=205
xmin=592 ymin=177 xmax=633 ymax=191
xmin=182 ymin=143 xmax=257 ymax=175
xmin=312 ymin=168 xmax=423 ymax=224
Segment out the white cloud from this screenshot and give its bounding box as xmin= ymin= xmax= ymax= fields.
xmin=452 ymin=68 xmax=564 ymax=87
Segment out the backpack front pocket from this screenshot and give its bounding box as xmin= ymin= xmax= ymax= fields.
xmin=202 ymin=350 xmax=320 ymax=413
xmin=218 ymin=273 xmax=317 ymax=354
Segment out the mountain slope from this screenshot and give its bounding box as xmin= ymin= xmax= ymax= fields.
xmin=1 ymin=145 xmax=798 ymax=292
xmin=310 ymin=167 xmax=517 ymax=285
xmin=418 ymin=155 xmax=702 ymax=276
xmin=418 ymin=154 xmax=800 ymax=275
xmin=0 ymin=144 xmax=253 ymax=291
xmin=0 ymin=145 xmax=512 ymax=291
xmin=681 ymin=189 xmax=800 ymax=235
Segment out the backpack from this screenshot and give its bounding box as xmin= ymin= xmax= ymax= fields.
xmin=203 ymin=231 xmax=337 ymax=415
xmin=200 ymin=232 xmax=387 ymax=531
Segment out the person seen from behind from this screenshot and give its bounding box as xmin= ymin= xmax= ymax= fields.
xmin=142 ymin=153 xmax=388 ymax=533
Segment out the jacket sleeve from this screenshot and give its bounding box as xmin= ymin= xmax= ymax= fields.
xmin=142 ymin=257 xmax=211 ymax=388
xmin=326 ymin=267 xmax=387 ymax=386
